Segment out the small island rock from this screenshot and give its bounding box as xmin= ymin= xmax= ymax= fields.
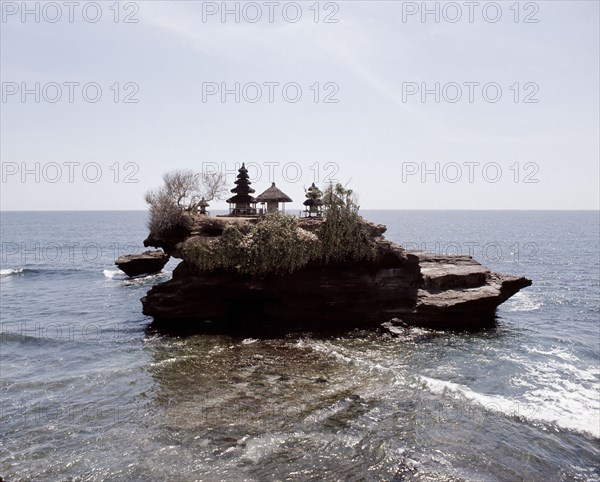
xmin=115 ymin=250 xmax=170 ymax=277
xmin=140 ymin=216 xmax=531 ymax=332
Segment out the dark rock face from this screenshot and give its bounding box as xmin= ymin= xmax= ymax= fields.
xmin=142 ymin=253 xmax=423 ymax=332
xmin=115 ymin=250 xmax=170 ymax=277
xmin=140 ymin=217 xmax=531 ymax=332
xmin=143 ymin=224 xmax=193 ymax=256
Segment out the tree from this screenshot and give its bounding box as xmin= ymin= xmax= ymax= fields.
xmin=160 ymin=169 xmax=228 ymax=211
xmin=318 ymin=182 xmax=373 ymax=263
xmin=322 ymin=182 xmax=359 ymax=212
xmin=145 ymin=169 xmax=228 ymax=233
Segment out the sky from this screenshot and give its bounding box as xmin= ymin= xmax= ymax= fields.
xmin=1 ymin=0 xmax=599 ymax=211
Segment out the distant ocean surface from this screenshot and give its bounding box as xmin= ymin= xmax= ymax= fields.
xmin=1 ymin=210 xmax=599 ymax=481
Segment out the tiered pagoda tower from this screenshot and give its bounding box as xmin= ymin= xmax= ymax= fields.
xmin=303 ymin=182 xmax=323 ymax=217
xmin=226 ymin=163 xmax=257 ymax=216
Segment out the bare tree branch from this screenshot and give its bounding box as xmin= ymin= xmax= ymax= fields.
xmin=146 ymin=169 xmax=229 ymax=232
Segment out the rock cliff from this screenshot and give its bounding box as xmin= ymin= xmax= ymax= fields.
xmin=141 ymin=215 xmax=531 ymax=333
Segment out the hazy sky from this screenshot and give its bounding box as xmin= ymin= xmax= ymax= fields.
xmin=1 ymin=0 xmax=599 ymax=211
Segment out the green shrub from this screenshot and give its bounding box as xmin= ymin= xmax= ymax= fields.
xmin=183 ymin=214 xmax=318 ymax=276
xmin=318 ymin=205 xmax=376 ymax=263
xmin=182 ymin=224 xmax=243 ymax=272
xmin=182 ymin=209 xmax=375 ymax=277
xmin=237 ymin=214 xmax=319 ymax=276
xmin=181 ymin=238 xmax=221 ymax=272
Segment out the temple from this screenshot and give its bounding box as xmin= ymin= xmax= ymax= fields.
xmin=198 ymin=197 xmax=209 ymax=215
xmin=303 ymin=182 xmax=323 ymax=217
xmin=226 ymin=163 xmax=257 ymax=216
xmin=256 ymin=182 xmax=293 ymax=213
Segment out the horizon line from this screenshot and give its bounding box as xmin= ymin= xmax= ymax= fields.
xmin=1 ymin=209 xmax=599 ymax=213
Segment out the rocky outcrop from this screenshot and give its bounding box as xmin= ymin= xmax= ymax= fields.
xmin=140 ymin=216 xmax=531 ymax=333
xmin=116 ymin=250 xmax=170 ymax=277
xmin=404 ymin=253 xmax=531 ymax=326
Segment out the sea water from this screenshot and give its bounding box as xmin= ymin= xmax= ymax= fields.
xmin=1 ymin=210 xmax=598 ymax=481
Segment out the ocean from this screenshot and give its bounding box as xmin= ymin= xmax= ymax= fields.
xmin=1 ymin=210 xmax=598 ymax=481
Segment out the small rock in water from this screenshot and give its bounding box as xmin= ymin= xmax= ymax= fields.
xmin=115 ymin=250 xmax=169 ymax=277
xmin=382 ymin=318 xmax=408 ymax=336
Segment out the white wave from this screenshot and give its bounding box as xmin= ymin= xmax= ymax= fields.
xmin=103 ymin=269 xmax=123 ymax=279
xmin=150 ymin=355 xmax=195 ymax=367
xmin=122 ymin=270 xmax=171 ymax=285
xmin=242 ymin=338 xmax=259 ymax=345
xmin=420 ymin=375 xmax=600 ymax=439
xmin=241 ymin=433 xmax=295 ymax=463
xmin=103 ymin=269 xmax=171 ymax=283
xmin=524 ymin=345 xmax=580 ymax=363
xmin=503 ymin=291 xmax=542 ymax=312
xmin=518 ymin=346 xmax=599 ymax=384
xmin=382 ymin=322 xmax=438 ymax=341
xmin=0 ymin=268 xmax=25 ymax=277
xmin=309 ymin=341 xmax=396 ymax=374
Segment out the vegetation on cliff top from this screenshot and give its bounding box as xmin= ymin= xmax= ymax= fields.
xmin=182 ymin=184 xmax=376 ymax=277
xmin=182 ymin=214 xmax=321 ymax=276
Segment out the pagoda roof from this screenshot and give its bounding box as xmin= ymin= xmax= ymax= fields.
xmin=198 ymin=198 xmax=210 ymax=207
xmin=226 ymin=193 xmax=257 ymax=204
xmin=230 ymin=184 xmax=256 ymax=194
xmin=256 ymin=183 xmax=293 ymax=203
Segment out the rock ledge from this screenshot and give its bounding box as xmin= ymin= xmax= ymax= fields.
xmin=140 ymin=216 xmax=531 ymax=332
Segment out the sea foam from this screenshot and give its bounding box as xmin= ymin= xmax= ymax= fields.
xmin=420 ymin=375 xmax=600 ymax=439
xmin=0 ymin=268 xmax=25 ymax=277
